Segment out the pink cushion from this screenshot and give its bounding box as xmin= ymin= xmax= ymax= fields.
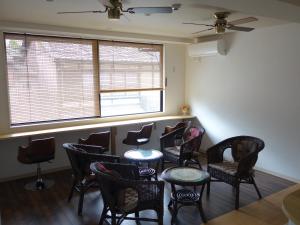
xmin=190 ymin=128 xmax=200 ymax=138
xmin=95 ymin=162 xmax=121 ymax=178
xmin=185 ymin=128 xmax=202 ymax=141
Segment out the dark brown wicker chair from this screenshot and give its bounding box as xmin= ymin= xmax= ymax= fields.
xmin=206 ymin=136 xmax=265 ymax=209
xmin=78 ymin=131 xmax=110 ymax=152
xmin=90 ymin=162 xmax=164 ymax=225
xmin=122 ymin=123 xmax=153 ymax=148
xmin=62 ymin=143 xmax=120 ymax=215
xmin=18 ymin=137 xmax=55 ymax=190
xmin=160 ymin=125 xmax=205 ymax=170
xmin=161 ymin=121 xmax=187 ymax=136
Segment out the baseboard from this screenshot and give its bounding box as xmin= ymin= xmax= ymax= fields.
xmin=254 ymin=166 xmax=300 ymax=183
xmin=0 ymin=165 xmax=71 ymax=183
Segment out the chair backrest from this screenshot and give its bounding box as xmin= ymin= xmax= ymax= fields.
xmin=63 ymin=143 xmax=120 ymax=180
xmin=139 ymin=123 xmax=153 ymax=139
xmin=18 ymin=137 xmax=55 ymax=163
xmin=78 ymin=131 xmax=110 ymax=152
xmin=123 ymin=123 xmax=153 ymax=146
xmin=229 ymin=136 xmax=264 ymax=162
xmin=220 ymin=136 xmax=264 ymax=177
xmin=90 ymin=162 xmax=139 ymax=210
xmin=162 ymin=121 xmax=187 ymax=135
xmin=182 ymin=126 xmax=205 ymax=153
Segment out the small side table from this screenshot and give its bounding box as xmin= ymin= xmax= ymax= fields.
xmin=124 ymin=149 xmax=163 ymax=180
xmin=161 ymin=166 xmax=210 ymax=224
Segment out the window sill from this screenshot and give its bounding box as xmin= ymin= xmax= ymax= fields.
xmin=0 ymin=115 xmax=195 ymax=140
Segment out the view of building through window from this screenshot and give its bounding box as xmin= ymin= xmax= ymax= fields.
xmin=4 ymin=33 xmax=163 ymax=125
xmin=99 ymin=41 xmax=162 ymax=117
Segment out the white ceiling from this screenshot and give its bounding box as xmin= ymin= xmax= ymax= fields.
xmin=0 ymin=0 xmax=297 ymax=39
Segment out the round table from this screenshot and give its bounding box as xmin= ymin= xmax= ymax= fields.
xmin=161 ymin=166 xmax=210 ymax=224
xmin=124 ymin=149 xmax=163 ymax=180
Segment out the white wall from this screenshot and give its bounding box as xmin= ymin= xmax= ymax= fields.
xmin=186 ymin=23 xmax=300 ymax=181
xmin=0 ymin=26 xmax=186 ymax=180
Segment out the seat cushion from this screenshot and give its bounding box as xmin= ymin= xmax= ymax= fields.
xmin=117 ymin=188 xmax=138 ymax=212
xmin=94 ymin=162 xmax=121 ymax=178
xmin=208 ymin=161 xmax=239 ymax=176
xmin=164 ymin=147 xmax=180 ymax=156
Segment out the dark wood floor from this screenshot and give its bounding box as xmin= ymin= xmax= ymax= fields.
xmin=0 ymin=159 xmax=295 ymax=225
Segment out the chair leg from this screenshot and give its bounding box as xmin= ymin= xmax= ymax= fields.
xmin=68 ymin=179 xmax=76 ymax=202
xmin=198 ymin=200 xmax=207 ymax=223
xmin=78 ymin=188 xmax=85 ymax=215
xmin=135 ymin=211 xmax=141 ymax=225
xmin=235 ymin=182 xmax=240 ymax=210
xmin=198 ymin=160 xmax=202 ymax=170
xmin=206 ymin=179 xmax=210 ymax=196
xmin=161 ymin=158 xmax=165 ymax=171
xmin=158 ymin=210 xmax=164 ymax=225
xmin=251 ymin=176 xmax=262 ymax=199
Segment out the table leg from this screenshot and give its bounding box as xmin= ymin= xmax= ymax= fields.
xmin=198 ymin=184 xmax=207 ymax=223
xmin=154 ymin=159 xmax=161 ymax=181
xmin=170 ymin=184 xmax=178 ymax=224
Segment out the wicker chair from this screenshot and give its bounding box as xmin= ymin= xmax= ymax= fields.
xmin=206 ymin=136 xmax=265 ymax=209
xmin=123 ymin=123 xmax=153 ymax=148
xmin=78 ymin=131 xmax=110 ymax=152
xmin=62 ymin=143 xmax=120 ymax=215
xmin=161 ymin=121 xmax=187 ymax=136
xmin=160 ymin=125 xmax=205 ymax=170
xmin=90 ymin=162 xmax=164 ymax=225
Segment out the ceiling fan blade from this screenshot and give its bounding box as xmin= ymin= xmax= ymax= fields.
xmin=183 ymin=22 xmax=214 ymax=27
xmin=227 ymin=25 xmax=254 ymax=32
xmin=127 ymin=7 xmax=173 ymax=14
xmin=98 ymin=0 xmax=114 ymax=8
xmin=57 ymin=10 xmax=106 ymax=14
xmin=192 ymin=28 xmax=214 ymax=34
xmin=228 ymin=17 xmax=258 ymax=25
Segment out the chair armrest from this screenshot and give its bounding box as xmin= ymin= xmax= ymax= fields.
xmin=207 ymin=139 xmax=231 ymax=164
xmin=85 ymin=152 xmax=120 ymax=164
xmin=77 ymin=144 xmax=106 ymax=154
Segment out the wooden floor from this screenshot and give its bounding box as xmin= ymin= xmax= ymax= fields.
xmin=0 ymin=161 xmax=295 ymax=225
xmin=202 ymin=183 xmax=300 ymax=225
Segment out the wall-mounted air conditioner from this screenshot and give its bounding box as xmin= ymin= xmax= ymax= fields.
xmin=187 ymin=39 xmax=226 ymax=58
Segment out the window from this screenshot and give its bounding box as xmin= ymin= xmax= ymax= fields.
xmin=99 ymin=41 xmax=163 ymax=117
xmin=4 ymin=33 xmax=163 ymax=125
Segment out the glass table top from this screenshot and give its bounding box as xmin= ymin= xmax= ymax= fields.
xmin=162 ymin=167 xmax=210 ymax=185
xmin=124 ymin=149 xmax=163 ymax=161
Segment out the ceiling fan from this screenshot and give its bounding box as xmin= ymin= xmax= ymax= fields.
xmin=58 ymin=0 xmax=181 ymax=20
xmin=183 ymin=12 xmax=258 ymax=34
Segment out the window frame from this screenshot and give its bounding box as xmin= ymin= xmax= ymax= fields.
xmin=3 ymin=32 xmax=165 ymax=126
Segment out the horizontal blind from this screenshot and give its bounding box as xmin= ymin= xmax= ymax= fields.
xmin=99 ymin=41 xmax=163 ymax=93
xmin=5 ymin=33 xmax=99 ymax=125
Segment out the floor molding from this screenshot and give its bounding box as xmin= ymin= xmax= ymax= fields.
xmin=255 ymin=166 xmax=300 ymax=183
xmin=0 ymin=166 xmax=71 ymax=183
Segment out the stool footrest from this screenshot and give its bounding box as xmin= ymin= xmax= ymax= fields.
xmin=171 ymin=189 xmax=200 ymax=203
